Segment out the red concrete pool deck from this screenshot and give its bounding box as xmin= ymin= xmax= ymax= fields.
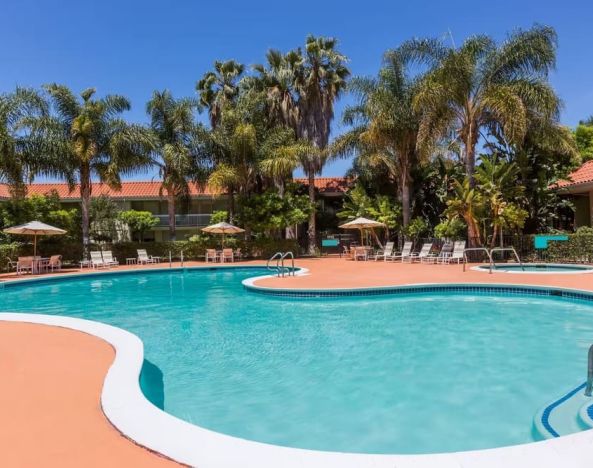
xmin=2 ymin=257 xmax=593 ymax=466
xmin=0 ymin=321 xmax=180 ymax=467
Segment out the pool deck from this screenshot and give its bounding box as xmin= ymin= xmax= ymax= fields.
xmin=2 ymin=257 xmax=593 ymax=466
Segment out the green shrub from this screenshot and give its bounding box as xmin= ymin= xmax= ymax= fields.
xmin=546 ymin=234 xmax=593 ymax=263
xmin=0 ymin=242 xmax=22 ymax=272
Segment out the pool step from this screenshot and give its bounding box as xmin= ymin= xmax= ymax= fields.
xmin=533 ymin=382 xmax=593 ymax=439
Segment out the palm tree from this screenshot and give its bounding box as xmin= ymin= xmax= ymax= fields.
xmin=253 ymin=36 xmax=350 ymax=254
xmin=0 ymin=88 xmax=65 ymax=196
xmin=147 ymin=90 xmax=206 ymax=241
xmin=400 ymin=25 xmax=559 ymax=184
xmin=37 ymin=84 xmax=155 ymax=253
xmin=196 ymin=60 xmax=244 ymax=129
xmin=335 ymin=49 xmax=423 ymax=228
xmin=445 ymin=178 xmax=484 ymax=246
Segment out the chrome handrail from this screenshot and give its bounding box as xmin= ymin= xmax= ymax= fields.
xmin=280 ymin=251 xmax=295 ymax=277
xmin=267 ymin=252 xmax=283 ymax=274
xmin=491 ymin=247 xmax=524 ymax=272
xmin=463 ymin=247 xmax=494 ymax=273
xmin=586 ymin=344 xmax=593 ymax=397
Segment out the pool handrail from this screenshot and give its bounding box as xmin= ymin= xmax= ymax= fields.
xmin=491 ymin=246 xmax=524 ymax=272
xmin=463 ymin=248 xmax=494 ymax=273
xmin=280 ymin=251 xmax=295 ymax=277
xmin=586 ymin=344 xmax=593 ymax=397
xmin=267 ymin=252 xmax=283 ymax=275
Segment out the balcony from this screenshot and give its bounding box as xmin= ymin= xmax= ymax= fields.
xmin=154 ymin=214 xmax=212 ymax=228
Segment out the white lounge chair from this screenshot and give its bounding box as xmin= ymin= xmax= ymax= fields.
xmin=440 ymin=241 xmax=466 ymax=264
xmin=137 ymin=249 xmax=157 ymax=264
xmin=102 ymin=251 xmax=119 ymax=267
xmin=90 ymin=251 xmax=107 ymax=269
xmin=387 ymin=241 xmax=413 ymax=262
xmin=374 ymin=241 xmax=395 ymax=261
xmin=410 ymin=243 xmax=433 ymax=262
xmin=421 ymin=243 xmax=453 ymax=264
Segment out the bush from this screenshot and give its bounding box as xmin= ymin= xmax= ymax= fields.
xmin=546 ymin=234 xmax=593 ymax=263
xmin=0 ymin=242 xmax=22 ymax=272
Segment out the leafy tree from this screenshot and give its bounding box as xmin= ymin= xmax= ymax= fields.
xmin=336 ymin=48 xmax=423 ymax=228
xmin=434 ymin=218 xmax=466 ymax=240
xmin=445 ymin=179 xmax=485 ymax=246
xmin=253 ymin=36 xmax=350 ymax=254
xmin=403 ymin=217 xmax=429 ymax=242
xmin=236 ymin=190 xmax=313 ymax=237
xmin=33 ymin=85 xmax=155 ymax=254
xmin=209 ymin=210 xmax=228 ymax=224
xmin=401 ymin=25 xmax=559 ymax=185
xmin=196 ymin=60 xmax=244 ymax=129
xmin=0 ymin=88 xmax=65 ymax=196
xmin=147 ymin=90 xmax=208 ymax=240
xmin=574 ymin=121 xmax=593 ymax=161
xmin=118 ymin=210 xmax=158 ymax=242
xmin=89 ymin=195 xmax=120 ymax=243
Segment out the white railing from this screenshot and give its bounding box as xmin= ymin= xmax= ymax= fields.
xmin=154 ymin=214 xmax=211 ymax=227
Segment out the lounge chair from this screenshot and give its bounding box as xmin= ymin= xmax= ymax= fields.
xmin=374 ymin=242 xmax=395 ymax=261
xmin=221 ymin=248 xmax=234 ymax=263
xmin=387 ymin=241 xmax=413 ymax=262
xmin=90 ymin=251 xmax=107 ymax=269
xmin=47 ymin=255 xmax=62 ymax=272
xmin=440 ymin=241 xmax=466 ymax=264
xmin=421 ymin=243 xmax=453 ymax=264
xmin=102 ymin=251 xmax=119 ymax=267
xmin=205 ymin=249 xmax=219 ymax=263
xmin=137 ymin=249 xmax=157 ymax=264
xmin=410 ymin=243 xmax=433 ymax=262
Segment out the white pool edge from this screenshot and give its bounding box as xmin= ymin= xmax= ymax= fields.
xmin=470 ymin=263 xmax=593 ymax=274
xmin=2 ymin=271 xmax=593 ymax=466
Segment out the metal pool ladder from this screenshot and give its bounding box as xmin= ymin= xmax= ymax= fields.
xmin=266 ymin=251 xmax=295 ymax=277
xmin=586 ymin=344 xmax=593 ymax=397
xmin=463 ymin=246 xmax=524 ymax=274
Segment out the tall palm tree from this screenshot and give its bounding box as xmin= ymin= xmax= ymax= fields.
xmin=335 ymin=49 xmax=423 ymax=228
xmin=400 ymin=25 xmax=559 ymax=184
xmin=253 ymin=36 xmax=350 ymax=254
xmin=196 ymin=60 xmax=244 ymax=129
xmin=147 ymin=90 xmax=206 ymax=240
xmin=0 ymin=88 xmax=65 ymax=196
xmin=37 ymin=84 xmax=155 ymax=253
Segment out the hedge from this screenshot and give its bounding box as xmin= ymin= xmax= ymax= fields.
xmin=545 ymin=234 xmax=593 ymax=263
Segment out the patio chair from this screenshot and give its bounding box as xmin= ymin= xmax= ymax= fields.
xmin=137 ymin=249 xmax=157 ymax=264
xmin=90 ymin=251 xmax=107 ymax=269
xmin=102 ymin=251 xmax=119 ymax=267
xmin=410 ymin=243 xmax=433 ymax=262
xmin=374 ymin=241 xmax=395 ymax=261
xmin=353 ymin=246 xmax=370 ymax=261
xmin=387 ymin=241 xmax=413 ymax=262
xmin=205 ymin=249 xmax=219 ymax=263
xmin=234 ymin=248 xmax=243 ymax=261
xmin=440 ymin=241 xmax=466 ymax=264
xmin=421 ymin=243 xmax=453 ymax=264
xmin=14 ymin=257 xmax=33 ymax=275
xmin=47 ymin=255 xmax=62 ymax=272
xmin=221 ymin=248 xmax=234 ymax=263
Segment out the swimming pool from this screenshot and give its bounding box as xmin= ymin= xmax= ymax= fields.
xmin=1 ymin=267 xmax=593 ymax=454
xmin=474 ymin=263 xmax=593 ymax=274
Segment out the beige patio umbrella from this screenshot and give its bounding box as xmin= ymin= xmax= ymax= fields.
xmin=201 ymin=222 xmax=245 ymax=247
xmin=3 ymin=220 xmax=67 ymax=258
xmin=339 ymin=217 xmax=385 ymax=246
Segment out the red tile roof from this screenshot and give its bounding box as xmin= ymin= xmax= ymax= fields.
xmin=0 ymin=177 xmax=350 ymax=200
xmin=556 ymin=161 xmax=593 ymax=190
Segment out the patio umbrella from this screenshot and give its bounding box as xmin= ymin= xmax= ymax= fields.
xmin=339 ymin=217 xmax=385 ymax=245
xmin=3 ymin=220 xmax=67 ymax=258
xmin=201 ymin=222 xmax=245 ymax=247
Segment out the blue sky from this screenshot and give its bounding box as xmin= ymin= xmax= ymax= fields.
xmin=2 ymin=0 xmax=592 ymax=178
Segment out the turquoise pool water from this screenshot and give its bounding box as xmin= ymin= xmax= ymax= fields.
xmin=1 ymin=267 xmax=593 ymax=454
xmin=479 ymin=263 xmax=593 ymax=273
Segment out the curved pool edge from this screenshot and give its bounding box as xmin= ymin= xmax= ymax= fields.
xmin=470 ymin=263 xmax=593 ymax=275
xmin=1 ymin=313 xmax=592 ymax=468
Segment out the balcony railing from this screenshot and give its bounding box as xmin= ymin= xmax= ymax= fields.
xmin=154 ymin=214 xmax=212 ymax=227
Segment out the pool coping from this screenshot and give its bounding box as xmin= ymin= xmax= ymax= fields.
xmin=2 ymin=268 xmax=593 ymax=467
xmin=470 ymin=263 xmax=593 ymax=275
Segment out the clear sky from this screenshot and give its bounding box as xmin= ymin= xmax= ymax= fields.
xmin=2 ymin=0 xmax=592 ymax=178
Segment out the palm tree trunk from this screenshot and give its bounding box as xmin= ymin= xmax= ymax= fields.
xmin=307 ymin=170 xmax=317 ymax=255
xmin=80 ymin=163 xmax=91 ymax=256
xmin=465 ymin=123 xmax=478 ymax=186
xmin=401 ymin=169 xmax=411 ymax=229
xmin=167 ymin=191 xmax=176 ymax=241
